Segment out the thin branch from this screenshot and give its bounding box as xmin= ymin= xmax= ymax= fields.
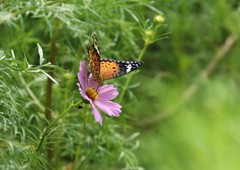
xmin=183 ymin=34 xmax=237 ymax=101
xmin=45 ymin=39 xmax=56 ymax=120
xmin=44 ymin=38 xmax=56 ymax=165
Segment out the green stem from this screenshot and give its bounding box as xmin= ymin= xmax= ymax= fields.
xmin=118 ymin=43 xmax=149 ymax=103
xmin=45 ymin=39 xmax=56 ymax=121
xmin=73 ymin=144 xmax=81 ymax=170
xmin=36 ymin=100 xmax=82 ymax=152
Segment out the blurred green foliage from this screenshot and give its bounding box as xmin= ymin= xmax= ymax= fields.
xmin=130 ymin=1 xmax=240 ymax=170
xmin=0 ymin=0 xmax=240 ymax=170
xmin=0 ymin=0 xmax=164 ymax=169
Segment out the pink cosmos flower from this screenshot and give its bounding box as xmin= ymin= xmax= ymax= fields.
xmin=77 ymin=61 xmax=122 ymax=125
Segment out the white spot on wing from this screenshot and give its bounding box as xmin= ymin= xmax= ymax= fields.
xmin=126 ymin=64 xmax=132 ymax=73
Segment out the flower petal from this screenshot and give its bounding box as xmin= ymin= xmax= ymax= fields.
xmin=77 ymin=61 xmax=87 ymax=91
xmin=98 ymin=85 xmax=115 ymax=94
xmin=88 ymin=73 xmax=99 ymax=89
xmin=77 ymin=82 xmax=89 ymax=101
xmin=80 ymin=89 xmax=89 ymax=100
xmin=98 ymin=85 xmax=119 ymax=100
xmin=89 ymin=100 xmax=102 ymax=125
xmin=94 ymin=99 xmax=122 ymax=117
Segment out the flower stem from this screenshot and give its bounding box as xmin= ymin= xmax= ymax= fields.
xmin=118 ymin=43 xmax=149 ymax=103
xmin=36 ymin=100 xmax=82 ymax=152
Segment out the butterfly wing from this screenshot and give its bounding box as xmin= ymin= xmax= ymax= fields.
xmin=99 ymin=58 xmax=143 ymax=81
xmin=86 ymin=44 xmax=101 ymax=82
xmin=87 ymin=41 xmax=143 ymax=83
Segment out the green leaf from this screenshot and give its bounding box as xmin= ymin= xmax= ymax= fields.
xmin=39 ymin=69 xmax=59 ymax=85
xmin=37 ymin=43 xmax=44 ymax=65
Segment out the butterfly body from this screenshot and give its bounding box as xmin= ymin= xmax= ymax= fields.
xmin=86 ymin=44 xmax=101 ymax=82
xmin=86 ymin=40 xmax=143 ymax=84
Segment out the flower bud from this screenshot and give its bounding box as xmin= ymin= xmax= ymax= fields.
xmin=145 ymin=30 xmax=153 ymax=37
xmin=154 ymin=15 xmax=165 ymax=24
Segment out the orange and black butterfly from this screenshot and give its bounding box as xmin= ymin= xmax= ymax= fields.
xmin=86 ymin=38 xmax=143 ymax=84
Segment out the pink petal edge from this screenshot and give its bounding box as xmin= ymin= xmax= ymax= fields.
xmin=94 ymin=99 xmax=121 ymax=117
xmin=78 ymin=61 xmax=88 ymax=91
xmin=90 ymin=100 xmax=103 ymax=125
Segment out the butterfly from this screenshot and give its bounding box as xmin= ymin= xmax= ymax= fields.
xmin=86 ymin=40 xmax=143 ymax=84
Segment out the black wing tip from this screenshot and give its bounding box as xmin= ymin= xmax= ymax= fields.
xmin=132 ymin=60 xmax=143 ymax=67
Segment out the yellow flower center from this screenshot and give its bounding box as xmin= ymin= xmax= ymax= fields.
xmin=86 ymin=88 xmax=98 ymax=101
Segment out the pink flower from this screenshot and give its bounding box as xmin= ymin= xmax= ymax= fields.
xmin=77 ymin=61 xmax=122 ymax=125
